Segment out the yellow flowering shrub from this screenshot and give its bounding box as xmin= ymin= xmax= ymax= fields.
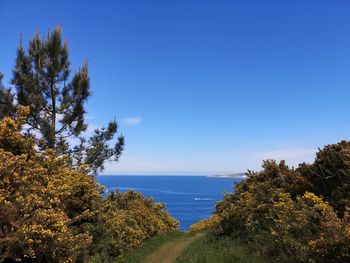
xmin=216 ymin=160 xmax=350 ymax=263
xmin=110 ymin=190 xmax=179 ymax=235
xmin=0 ymin=108 xmax=179 ymax=262
xmin=298 ymin=141 xmax=350 ymax=217
xmin=0 ymin=107 xmax=100 ymax=262
xmin=91 ymin=190 xmax=179 ymax=260
xmin=189 ymin=214 xmax=220 ymax=232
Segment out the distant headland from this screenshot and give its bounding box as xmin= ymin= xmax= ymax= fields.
xmin=207 ymin=173 xmax=247 ymax=179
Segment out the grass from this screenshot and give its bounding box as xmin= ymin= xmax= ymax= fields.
xmin=115 ymin=231 xmax=190 ymax=263
xmin=176 ymin=232 xmax=269 ymax=263
xmin=93 ymin=230 xmax=269 ymax=263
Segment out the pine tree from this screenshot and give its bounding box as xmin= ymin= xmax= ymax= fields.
xmin=2 ymin=27 xmax=124 ymax=174
xmin=0 ymin=72 xmax=15 ymax=119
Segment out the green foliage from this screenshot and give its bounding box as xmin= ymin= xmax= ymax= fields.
xmin=0 ymin=109 xmax=178 ymax=262
xmin=0 ymin=73 xmax=16 ymax=119
xmin=177 ymin=232 xmax=268 ymax=263
xmin=216 ymin=151 xmax=350 ymax=263
xmin=1 ymin=27 xmax=125 ymax=174
xmin=298 ymin=141 xmax=350 ymax=217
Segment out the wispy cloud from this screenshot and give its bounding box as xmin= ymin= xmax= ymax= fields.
xmin=86 ymin=124 xmax=102 ymax=132
xmin=122 ymin=116 xmax=142 ymax=126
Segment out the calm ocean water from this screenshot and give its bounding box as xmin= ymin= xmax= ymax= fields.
xmin=96 ymin=176 xmax=241 ymax=230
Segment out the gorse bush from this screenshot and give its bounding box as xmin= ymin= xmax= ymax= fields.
xmin=0 ymin=27 xmax=178 ymax=262
xmin=216 ymin=149 xmax=350 ymax=263
xmin=0 ymin=108 xmax=178 ymax=262
xmin=91 ymin=191 xmax=178 ymax=261
xmin=189 ymin=214 xmax=220 ymax=232
xmin=0 ymin=107 xmax=98 ymax=262
xmin=299 ymin=141 xmax=350 ymax=217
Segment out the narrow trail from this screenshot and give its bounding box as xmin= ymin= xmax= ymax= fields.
xmin=144 ymin=232 xmax=205 ymax=263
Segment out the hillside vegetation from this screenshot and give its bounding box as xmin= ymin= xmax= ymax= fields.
xmin=212 ymin=142 xmax=350 ymax=262
xmin=0 ymin=108 xmax=178 ymax=262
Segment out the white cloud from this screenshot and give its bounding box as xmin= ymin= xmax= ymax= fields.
xmin=122 ymin=116 xmax=142 ymax=126
xmin=86 ymin=124 xmax=102 ymax=132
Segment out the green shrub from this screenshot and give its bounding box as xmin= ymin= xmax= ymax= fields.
xmin=298 ymin=141 xmax=350 ymax=217
xmin=216 ymin=157 xmax=350 ymax=263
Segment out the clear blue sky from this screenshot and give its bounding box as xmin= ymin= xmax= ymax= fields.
xmin=1 ymin=0 xmax=350 ymax=175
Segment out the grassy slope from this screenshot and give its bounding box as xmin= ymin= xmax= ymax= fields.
xmin=116 ymin=231 xmax=190 ymax=263
xmin=100 ymin=230 xmax=269 ymax=263
xmin=176 ymin=232 xmax=269 ymax=263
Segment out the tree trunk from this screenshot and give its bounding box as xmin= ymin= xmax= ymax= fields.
xmin=50 ymin=83 xmax=56 ymax=149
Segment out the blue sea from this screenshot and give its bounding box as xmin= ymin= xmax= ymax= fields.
xmin=96 ymin=176 xmax=241 ymax=230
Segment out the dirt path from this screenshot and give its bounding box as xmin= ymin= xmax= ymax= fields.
xmin=144 ymin=232 xmax=205 ymax=263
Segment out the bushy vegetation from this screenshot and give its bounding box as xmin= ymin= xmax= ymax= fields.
xmin=189 ymin=215 xmax=220 ymax=232
xmin=216 ymin=143 xmax=350 ymax=263
xmin=0 ymin=26 xmax=178 ymax=262
xmin=91 ymin=190 xmax=179 ymax=262
xmin=0 ymin=108 xmax=178 ymax=262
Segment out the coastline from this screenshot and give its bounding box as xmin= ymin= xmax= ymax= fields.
xmin=207 ymin=173 xmax=247 ymax=179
